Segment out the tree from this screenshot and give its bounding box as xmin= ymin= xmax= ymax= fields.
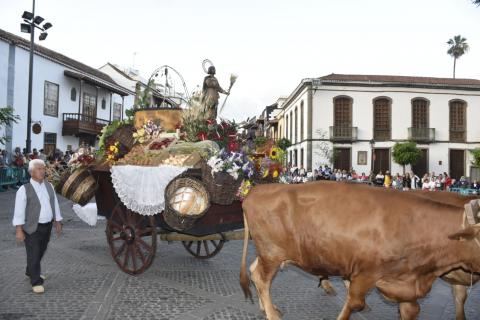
xmin=0 ymin=106 xmax=20 ymax=145
xmin=471 ymin=148 xmax=480 ymax=167
xmin=474 ymin=0 xmax=480 ymax=6
xmin=447 ymin=35 xmax=469 ymax=79
xmin=392 ymin=141 xmax=421 ymax=174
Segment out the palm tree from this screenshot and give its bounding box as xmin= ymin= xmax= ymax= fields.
xmin=474 ymin=0 xmax=480 ymax=6
xmin=447 ymin=35 xmax=469 ymax=79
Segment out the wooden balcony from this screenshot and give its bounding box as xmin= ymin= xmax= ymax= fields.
xmin=329 ymin=126 xmax=358 ymax=142
xmin=62 ymin=113 xmax=110 ymax=136
xmin=408 ymin=127 xmax=435 ymax=143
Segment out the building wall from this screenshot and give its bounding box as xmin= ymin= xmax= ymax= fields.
xmin=280 ymin=83 xmax=480 ymax=177
xmin=0 ymin=40 xmax=131 ymax=154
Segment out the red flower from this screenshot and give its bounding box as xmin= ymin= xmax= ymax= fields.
xmin=175 ymin=122 xmax=182 ymax=130
xmin=228 ymin=141 xmax=239 ymax=152
xmin=197 ymin=132 xmax=207 ymax=141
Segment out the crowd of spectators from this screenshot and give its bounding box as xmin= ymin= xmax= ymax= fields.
xmin=285 ymin=163 xmax=479 ymax=194
xmin=0 ymin=146 xmax=74 ymax=169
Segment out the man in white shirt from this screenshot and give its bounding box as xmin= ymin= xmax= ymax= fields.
xmin=13 ymin=159 xmax=62 ymax=294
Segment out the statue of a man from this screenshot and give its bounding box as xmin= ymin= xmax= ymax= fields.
xmin=201 ymin=66 xmax=229 ymax=119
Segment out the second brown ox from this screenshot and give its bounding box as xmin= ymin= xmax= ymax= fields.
xmin=240 ymin=181 xmax=480 ymax=320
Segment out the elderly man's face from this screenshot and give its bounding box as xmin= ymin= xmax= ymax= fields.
xmin=30 ymin=164 xmax=46 ymax=181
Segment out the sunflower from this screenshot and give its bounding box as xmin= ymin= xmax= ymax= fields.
xmin=269 ymin=147 xmax=282 ymax=161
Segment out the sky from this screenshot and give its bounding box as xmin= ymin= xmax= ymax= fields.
xmin=1 ymin=0 xmax=479 ymax=121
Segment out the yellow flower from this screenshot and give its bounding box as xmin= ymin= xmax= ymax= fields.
xmin=272 ymin=170 xmax=279 ymax=178
xmin=269 ymin=147 xmax=282 ymax=161
xmin=262 ymin=169 xmax=269 ymax=178
xmin=109 ymin=145 xmax=116 ymax=152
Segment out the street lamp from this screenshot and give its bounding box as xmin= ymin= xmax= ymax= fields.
xmin=20 ymin=0 xmax=53 ymax=154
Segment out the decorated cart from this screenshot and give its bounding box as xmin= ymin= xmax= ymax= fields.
xmin=50 ymin=64 xmax=290 ymax=275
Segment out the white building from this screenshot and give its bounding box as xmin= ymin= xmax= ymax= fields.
xmin=0 ymin=28 xmax=133 ymax=156
xmin=277 ymin=74 xmax=480 ymax=180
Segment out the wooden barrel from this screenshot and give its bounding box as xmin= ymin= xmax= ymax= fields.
xmin=110 ymin=124 xmax=135 ymax=152
xmin=55 ymin=168 xmax=97 ymax=206
xmin=163 ymin=176 xmax=210 ymax=231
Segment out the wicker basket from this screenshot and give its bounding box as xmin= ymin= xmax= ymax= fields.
xmin=111 ymin=124 xmax=135 ymax=151
xmin=163 ymin=177 xmax=210 ymax=231
xmin=200 ymin=160 xmax=242 ymax=205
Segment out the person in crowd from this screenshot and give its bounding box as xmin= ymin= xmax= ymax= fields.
xmin=443 ymin=172 xmax=452 ymax=190
xmin=13 ymin=147 xmax=25 ymax=167
xmin=410 ymin=172 xmax=420 ymax=189
xmin=38 ymin=149 xmax=47 ymax=162
xmin=359 ymin=172 xmax=368 ymax=182
xmin=422 ymin=177 xmax=431 ymax=190
xmin=29 ymin=148 xmax=39 ymax=160
xmin=12 ymin=159 xmax=63 ymax=294
xmin=403 ymin=173 xmax=411 ymax=191
xmin=458 ymin=176 xmax=469 ymax=188
xmin=471 ymin=180 xmax=480 ymax=192
xmin=375 ymin=171 xmax=384 ymax=186
xmin=350 ymin=170 xmax=358 ymax=180
xmin=434 ymin=174 xmax=443 ymax=191
xmin=299 ymin=165 xmax=306 ymax=178
xmin=384 ymin=171 xmax=392 ymax=188
xmin=0 ymin=149 xmax=5 ymax=167
xmin=335 ymin=169 xmax=342 ymax=181
xmin=313 ymin=169 xmax=320 ymax=181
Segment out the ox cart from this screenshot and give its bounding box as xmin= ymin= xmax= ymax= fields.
xmin=92 ymin=166 xmax=245 ymax=275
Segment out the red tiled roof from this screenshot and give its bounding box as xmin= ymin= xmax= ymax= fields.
xmin=319 ymin=73 xmax=480 ymax=87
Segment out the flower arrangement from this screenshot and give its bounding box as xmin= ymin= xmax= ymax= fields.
xmin=236 ymin=179 xmax=252 ymax=201
xmin=68 ymin=145 xmax=95 ymax=171
xmin=206 ymin=149 xmax=254 ymax=180
xmin=251 ymin=138 xmax=287 ymax=181
xmin=104 ymin=137 xmax=129 ymax=163
xmin=133 ymin=120 xmax=163 ymax=144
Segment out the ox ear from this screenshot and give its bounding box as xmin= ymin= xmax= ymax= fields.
xmin=448 ymin=226 xmax=480 ymax=241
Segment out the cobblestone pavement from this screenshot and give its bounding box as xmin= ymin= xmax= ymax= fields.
xmin=0 ymin=189 xmax=479 ymax=320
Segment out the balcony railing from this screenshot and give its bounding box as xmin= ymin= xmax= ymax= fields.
xmin=408 ymin=127 xmax=435 ymax=143
xmin=62 ymin=113 xmax=110 ymax=136
xmin=449 ymin=129 xmax=466 ymax=143
xmin=329 ymin=126 xmax=358 ymax=142
xmin=373 ymin=128 xmax=391 ymax=141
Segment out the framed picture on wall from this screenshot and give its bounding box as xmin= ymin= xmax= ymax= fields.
xmin=357 ymin=151 xmax=368 ymax=165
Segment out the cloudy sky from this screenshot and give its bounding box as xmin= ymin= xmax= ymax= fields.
xmin=1 ymin=0 xmax=479 ymax=121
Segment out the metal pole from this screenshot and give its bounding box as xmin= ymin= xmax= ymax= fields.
xmin=25 ymin=0 xmax=36 ymax=154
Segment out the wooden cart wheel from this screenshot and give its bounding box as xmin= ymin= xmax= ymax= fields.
xmin=106 ymin=203 xmax=157 ymax=275
xmin=182 ymin=239 xmax=225 ymax=259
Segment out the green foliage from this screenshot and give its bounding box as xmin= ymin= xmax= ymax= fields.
xmin=392 ymin=141 xmax=421 ymax=172
xmin=447 ymin=35 xmax=469 ymax=59
xmin=125 ymin=108 xmax=135 ymax=121
xmin=0 ymin=106 xmax=20 ymax=145
xmin=97 ymin=120 xmax=128 ymax=157
xmin=470 ymin=148 xmax=480 ymax=167
xmin=254 ymin=136 xmax=267 ymax=148
xmin=277 ymin=138 xmax=292 ymax=151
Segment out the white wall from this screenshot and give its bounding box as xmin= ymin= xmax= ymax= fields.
xmin=1 ymin=42 xmax=133 ymax=153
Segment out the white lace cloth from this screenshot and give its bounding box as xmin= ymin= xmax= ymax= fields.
xmin=110 ymin=165 xmax=188 ymax=216
xmin=73 ymin=203 xmax=98 ymax=226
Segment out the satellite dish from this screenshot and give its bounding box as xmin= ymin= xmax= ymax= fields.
xmin=202 ymin=59 xmax=214 ymax=74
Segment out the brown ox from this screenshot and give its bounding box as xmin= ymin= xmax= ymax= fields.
xmin=319 ymin=189 xmax=480 ymax=320
xmin=240 ymin=181 xmax=480 ymax=320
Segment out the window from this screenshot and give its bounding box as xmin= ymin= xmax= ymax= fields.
xmin=113 ymin=103 xmax=122 ymax=120
xmin=300 ymin=101 xmax=304 ymax=141
xmin=411 ymin=98 xmax=429 ymax=128
xmin=70 ymin=87 xmax=77 ymax=101
xmin=373 ymin=98 xmax=391 ymax=140
xmin=333 ymin=96 xmax=353 ymax=138
xmin=449 ymin=100 xmax=466 ymax=142
xmin=82 ymin=92 xmax=97 ymax=119
xmin=300 ymin=148 xmax=304 ymax=167
xmin=285 ymin=115 xmax=288 ymax=140
xmin=294 ymin=107 xmax=298 ymax=143
xmin=101 ymin=98 xmax=106 ymax=110
xmin=294 ymin=149 xmax=298 ymax=167
xmin=289 ymin=112 xmax=293 ymax=142
xmin=43 ymin=132 xmax=57 ymax=157
xmin=44 ymin=81 xmax=59 ymax=117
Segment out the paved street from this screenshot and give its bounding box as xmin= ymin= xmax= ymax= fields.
xmin=0 ymin=189 xmax=479 ymax=320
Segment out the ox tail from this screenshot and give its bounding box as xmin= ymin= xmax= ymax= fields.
xmin=240 ymin=210 xmax=253 ymax=302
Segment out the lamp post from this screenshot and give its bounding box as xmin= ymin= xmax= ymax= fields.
xmin=20 ymin=0 xmax=52 ymax=154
